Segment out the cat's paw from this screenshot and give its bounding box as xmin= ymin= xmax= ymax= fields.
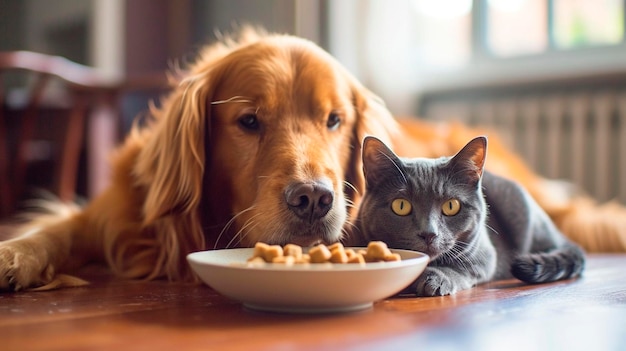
xmin=413 ymin=267 xmax=460 ymax=297
xmin=0 ymin=241 xmax=54 ymax=291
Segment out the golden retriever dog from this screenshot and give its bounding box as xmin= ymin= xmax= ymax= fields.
xmin=1 ymin=27 xmax=625 ymax=291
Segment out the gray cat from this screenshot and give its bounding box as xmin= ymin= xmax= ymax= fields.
xmin=356 ymin=136 xmax=585 ymax=297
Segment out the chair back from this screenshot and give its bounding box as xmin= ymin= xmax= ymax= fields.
xmin=0 ymin=51 xmax=115 ymax=217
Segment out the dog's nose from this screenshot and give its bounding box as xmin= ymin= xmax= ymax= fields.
xmin=284 ymin=180 xmax=334 ymax=222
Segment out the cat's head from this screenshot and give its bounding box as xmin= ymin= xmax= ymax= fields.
xmin=358 ymin=136 xmax=487 ymax=260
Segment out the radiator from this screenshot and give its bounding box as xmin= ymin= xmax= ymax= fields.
xmin=419 ymin=91 xmax=626 ymax=204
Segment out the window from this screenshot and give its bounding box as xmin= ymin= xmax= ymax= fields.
xmin=487 ymin=0 xmax=624 ymax=56
xmin=411 ymin=0 xmax=473 ymax=68
xmin=486 ymin=0 xmax=548 ymax=57
xmin=552 ymin=0 xmax=624 ymax=49
xmin=327 ymin=0 xmax=626 ymax=115
xmin=411 ymin=0 xmax=626 ymax=61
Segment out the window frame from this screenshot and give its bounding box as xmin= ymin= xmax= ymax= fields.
xmin=447 ymin=0 xmax=626 ymax=92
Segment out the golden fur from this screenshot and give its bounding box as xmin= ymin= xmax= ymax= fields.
xmin=1 ymin=28 xmax=625 ymax=291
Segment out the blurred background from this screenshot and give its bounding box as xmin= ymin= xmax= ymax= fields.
xmin=1 ymin=0 xmax=625 ymax=218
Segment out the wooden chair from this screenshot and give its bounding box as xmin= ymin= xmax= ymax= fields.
xmin=0 ymin=51 xmax=119 ymax=218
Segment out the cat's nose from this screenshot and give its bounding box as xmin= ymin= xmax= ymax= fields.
xmin=419 ymin=232 xmax=437 ymax=245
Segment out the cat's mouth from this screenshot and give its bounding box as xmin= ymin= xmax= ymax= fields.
xmin=414 ymin=241 xmax=447 ymax=261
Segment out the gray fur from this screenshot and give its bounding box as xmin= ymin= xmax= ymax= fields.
xmin=356 ymin=136 xmax=585 ymax=297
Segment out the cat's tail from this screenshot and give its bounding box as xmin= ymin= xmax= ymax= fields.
xmin=511 ymin=242 xmax=585 ymax=284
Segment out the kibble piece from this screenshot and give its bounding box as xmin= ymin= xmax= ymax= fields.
xmin=283 ymin=244 xmax=303 ymax=259
xmin=272 ymin=255 xmax=296 ymax=265
xmin=329 ymin=243 xmax=348 ymax=263
xmin=253 ymin=242 xmax=271 ymax=259
xmin=264 ymin=245 xmax=284 ymax=262
xmin=327 ymin=242 xmax=344 ymax=252
xmin=344 ymin=249 xmax=357 ymax=259
xmin=365 ymin=241 xmax=392 ymax=261
xmin=383 ymin=253 xmax=402 ymax=262
xmin=295 ymin=254 xmax=311 ymax=264
xmin=347 ymin=253 xmax=366 ymax=265
xmin=309 ymin=244 xmax=332 ymax=263
xmin=246 ymin=241 xmax=400 ymax=265
xmin=246 ymin=256 xmax=267 ymax=266
xmin=329 ymin=248 xmax=348 ymax=263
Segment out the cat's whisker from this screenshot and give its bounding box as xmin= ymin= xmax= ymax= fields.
xmin=443 ymin=242 xmax=482 ymax=272
xmin=446 ymin=246 xmax=481 ymax=276
xmin=485 ymin=224 xmax=500 ymax=236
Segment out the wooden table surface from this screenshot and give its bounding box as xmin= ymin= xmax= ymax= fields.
xmin=1 ymin=254 xmax=625 ymax=351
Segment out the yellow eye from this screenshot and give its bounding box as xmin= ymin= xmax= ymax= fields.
xmin=442 ymin=199 xmax=461 ymax=216
xmin=391 ymin=198 xmax=412 ymax=216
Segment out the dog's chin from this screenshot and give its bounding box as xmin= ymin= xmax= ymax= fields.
xmin=247 ymin=209 xmax=346 ymax=248
xmin=275 ymin=215 xmax=345 ymax=247
xmin=287 ymin=225 xmax=343 ymax=247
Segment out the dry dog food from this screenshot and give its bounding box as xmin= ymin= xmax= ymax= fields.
xmin=245 ymin=241 xmax=401 ymax=266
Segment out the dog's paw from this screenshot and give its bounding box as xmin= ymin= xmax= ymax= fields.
xmin=413 ymin=267 xmax=459 ymax=297
xmin=0 ymin=241 xmax=54 ymax=292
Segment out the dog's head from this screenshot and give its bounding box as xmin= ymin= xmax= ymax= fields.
xmin=138 ymin=28 xmax=398 ymax=249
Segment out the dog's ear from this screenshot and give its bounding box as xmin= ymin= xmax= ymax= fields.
xmin=135 ymin=25 xmax=264 ymax=225
xmin=135 ymin=72 xmax=215 ymax=225
xmin=341 ymin=77 xmax=399 ymax=245
xmin=346 ymin=75 xmax=399 ymax=230
xmin=345 ymin=75 xmax=399 ymax=216
xmin=116 ymin=69 xmax=218 ymax=281
xmin=116 ymin=28 xmax=265 ymax=281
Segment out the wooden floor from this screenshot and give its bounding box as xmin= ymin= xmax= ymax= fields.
xmin=1 ymin=254 xmax=625 ymax=351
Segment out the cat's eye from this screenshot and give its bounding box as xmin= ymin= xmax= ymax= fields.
xmin=391 ymin=198 xmax=412 ymax=216
xmin=442 ymin=199 xmax=461 ymax=216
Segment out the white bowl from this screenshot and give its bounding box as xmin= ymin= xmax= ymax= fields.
xmin=187 ymin=247 xmax=429 ymax=313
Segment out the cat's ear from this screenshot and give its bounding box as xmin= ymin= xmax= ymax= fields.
xmin=448 ymin=136 xmax=487 ymax=184
xmin=362 ymin=136 xmax=401 ymax=187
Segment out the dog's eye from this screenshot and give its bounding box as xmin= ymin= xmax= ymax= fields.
xmin=238 ymin=114 xmax=260 ymax=131
xmin=327 ymin=112 xmax=341 ymax=130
